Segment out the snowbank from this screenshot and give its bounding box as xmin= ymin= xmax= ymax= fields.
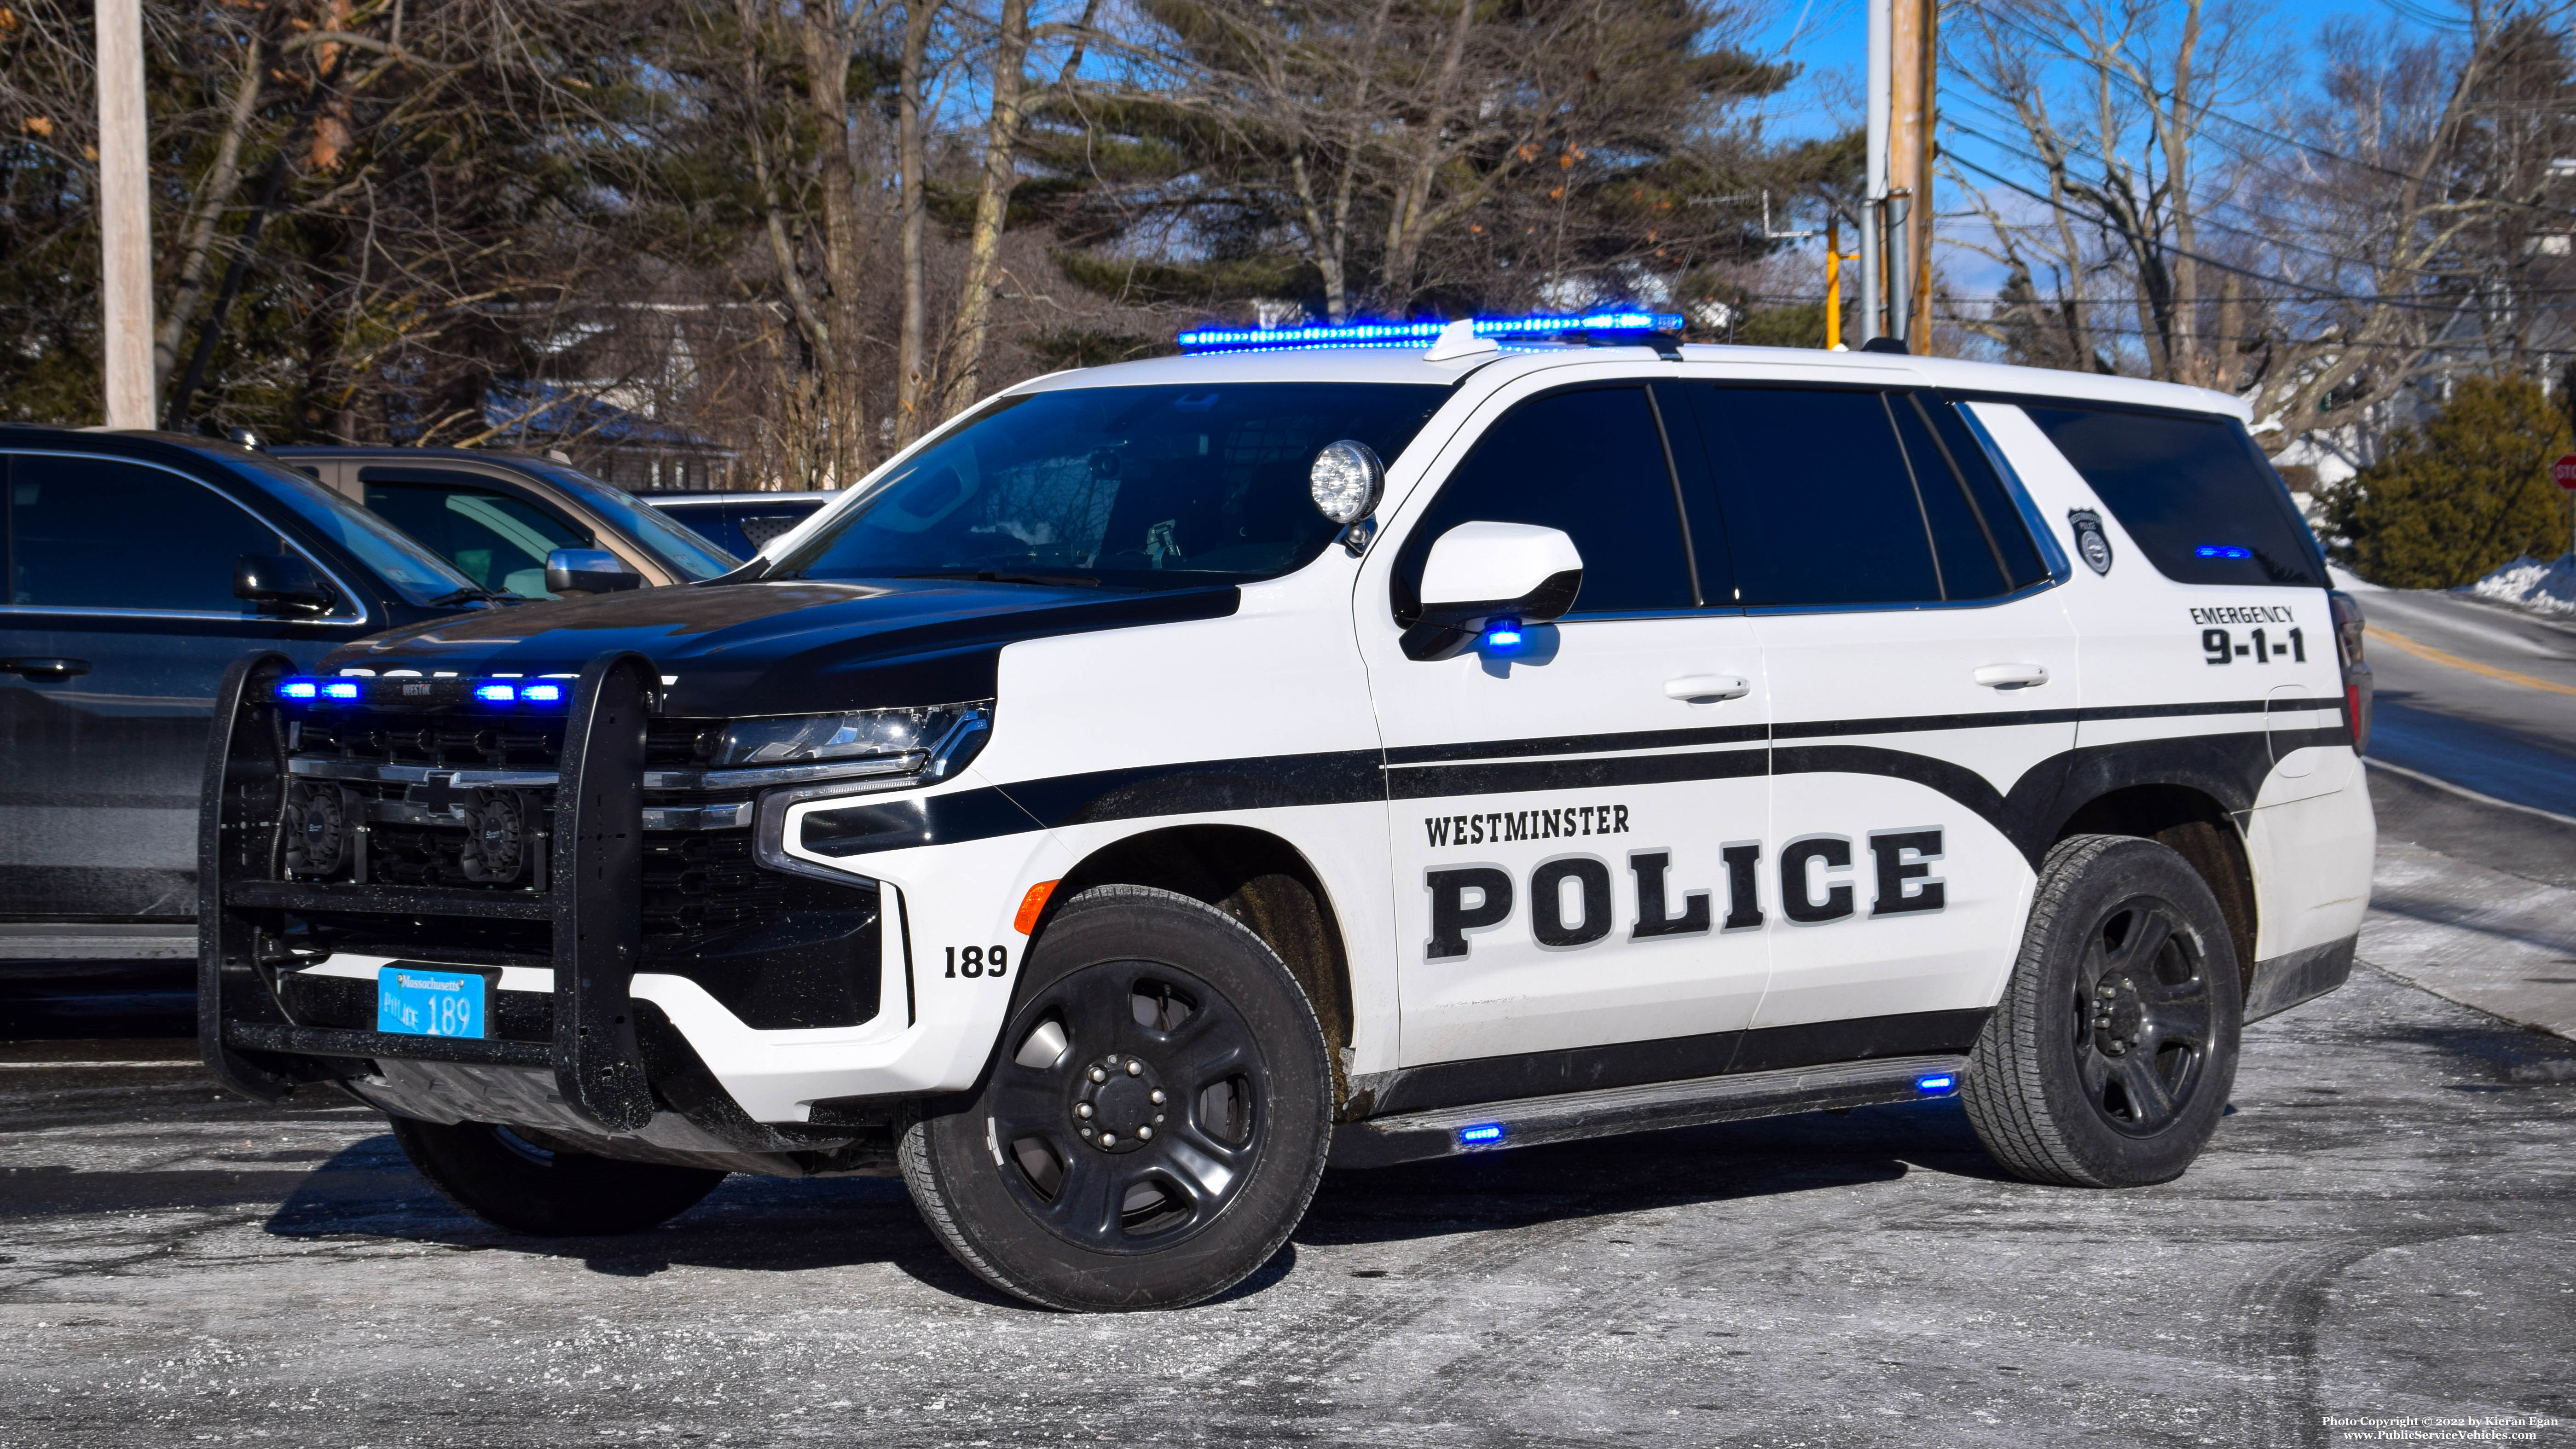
xmin=2460 ymin=554 xmax=2576 ymax=617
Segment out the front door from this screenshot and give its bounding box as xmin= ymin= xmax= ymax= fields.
xmin=0 ymin=451 xmax=356 ymax=922
xmin=1673 ymin=383 xmax=2077 ymax=1066
xmin=1361 ymin=379 xmax=1771 ymax=1085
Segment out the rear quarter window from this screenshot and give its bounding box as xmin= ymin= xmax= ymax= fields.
xmin=2019 ymin=404 xmax=2324 ymax=588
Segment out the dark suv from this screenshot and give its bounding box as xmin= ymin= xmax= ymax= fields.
xmin=0 ymin=429 xmax=504 ymax=957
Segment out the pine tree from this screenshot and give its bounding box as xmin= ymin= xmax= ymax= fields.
xmin=2317 ymin=376 xmax=2572 ymax=588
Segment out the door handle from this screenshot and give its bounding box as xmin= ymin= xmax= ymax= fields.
xmin=1665 ymin=673 xmax=1751 ymax=702
xmin=0 ymin=657 xmax=91 ymax=680
xmin=1974 ymin=662 xmax=2049 ymax=689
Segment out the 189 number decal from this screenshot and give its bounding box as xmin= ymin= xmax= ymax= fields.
xmin=945 ymin=945 xmax=1009 ymax=979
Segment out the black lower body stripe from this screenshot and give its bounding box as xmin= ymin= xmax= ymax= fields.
xmin=1362 ymin=1007 xmax=1991 ymax=1118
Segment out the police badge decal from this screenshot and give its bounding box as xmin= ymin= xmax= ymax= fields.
xmin=2068 ymin=509 xmax=2114 ymax=575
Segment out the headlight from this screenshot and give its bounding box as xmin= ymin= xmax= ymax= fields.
xmin=712 ymin=701 xmax=987 ymax=770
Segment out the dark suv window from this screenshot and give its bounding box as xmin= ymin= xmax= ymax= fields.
xmin=1677 ymin=387 xmax=2053 ymax=609
xmin=6 ymin=453 xmax=280 ymax=613
xmin=1395 ymin=386 xmax=1699 ymax=618
xmin=2020 ymin=404 xmax=2324 ymax=587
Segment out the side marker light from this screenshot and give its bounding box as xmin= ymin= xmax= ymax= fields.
xmin=1916 ymin=1073 xmax=1958 ymax=1096
xmin=1013 ymin=879 xmax=1061 ymax=935
xmin=1458 ymin=1123 xmax=1505 ymax=1145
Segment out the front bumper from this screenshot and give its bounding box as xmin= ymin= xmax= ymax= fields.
xmin=199 ymin=650 xmax=1032 ymax=1162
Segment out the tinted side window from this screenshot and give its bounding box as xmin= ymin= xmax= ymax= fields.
xmin=1688 ymin=388 xmax=1941 ymax=607
xmin=1923 ymin=397 xmax=2051 ymax=587
xmin=1395 ymin=386 xmax=1696 ymax=618
xmin=653 ymin=503 xmax=752 ymax=558
xmin=6 ymin=453 xmax=279 ymax=612
xmin=2020 ymin=405 xmax=2324 ymax=587
xmin=1888 ymin=396 xmax=2008 ymax=600
xmin=361 ymin=474 xmax=588 ymax=597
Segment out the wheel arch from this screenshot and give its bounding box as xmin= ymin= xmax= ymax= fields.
xmin=1037 ymin=823 xmax=1357 ymax=1097
xmin=2051 ymin=783 xmax=2258 ymax=995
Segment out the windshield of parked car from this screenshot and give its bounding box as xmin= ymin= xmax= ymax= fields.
xmin=523 ymin=463 xmax=741 ymax=580
xmin=767 ymin=383 xmax=1450 ymax=589
xmin=219 ymin=454 xmax=484 ymax=605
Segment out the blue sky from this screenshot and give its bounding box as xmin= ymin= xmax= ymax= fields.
xmin=1726 ymin=0 xmax=2467 ymax=306
xmin=1737 ymin=0 xmax=2456 ymax=143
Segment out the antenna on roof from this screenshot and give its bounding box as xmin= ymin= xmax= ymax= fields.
xmin=1423 ymin=319 xmax=1500 ymax=363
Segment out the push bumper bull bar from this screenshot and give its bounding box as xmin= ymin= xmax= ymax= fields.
xmin=200 ymin=649 xmax=666 ymax=1133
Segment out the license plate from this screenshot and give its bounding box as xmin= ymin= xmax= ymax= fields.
xmin=377 ymin=966 xmax=489 ymax=1039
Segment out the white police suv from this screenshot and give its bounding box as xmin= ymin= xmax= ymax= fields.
xmin=203 ymin=313 xmax=2375 ymax=1310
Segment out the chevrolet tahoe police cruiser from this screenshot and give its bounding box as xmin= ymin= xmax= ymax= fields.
xmin=200 ymin=313 xmax=2375 ymax=1312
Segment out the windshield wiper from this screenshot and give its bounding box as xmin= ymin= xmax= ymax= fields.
xmin=896 ymin=569 xmax=1102 ymax=589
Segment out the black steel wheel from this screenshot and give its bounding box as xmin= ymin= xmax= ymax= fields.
xmin=388 ymin=1115 xmax=727 ymax=1236
xmin=900 ymin=884 xmax=1332 ymax=1311
xmin=1962 ymin=834 xmax=2243 ymax=1188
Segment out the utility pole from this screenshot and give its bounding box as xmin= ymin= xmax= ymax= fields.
xmin=97 ymin=0 xmax=155 ymax=429
xmin=1862 ymin=0 xmax=1937 ymax=352
xmin=1861 ymin=0 xmax=1889 ymax=345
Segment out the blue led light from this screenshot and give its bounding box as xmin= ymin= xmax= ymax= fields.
xmin=276 ymin=680 xmax=318 ymax=700
xmin=1176 ymin=311 xmax=1690 ymax=352
xmin=1916 ymin=1073 xmax=1958 ymax=1096
xmin=473 ymin=682 xmax=517 ymax=703
xmin=2195 ymin=544 xmax=2252 ymax=559
xmin=1486 ymin=628 xmax=1522 ymax=647
xmin=1457 ymin=1123 xmax=1506 ymax=1145
xmin=322 ymin=681 xmax=361 ymax=700
xmin=522 ymin=682 xmax=565 ymax=703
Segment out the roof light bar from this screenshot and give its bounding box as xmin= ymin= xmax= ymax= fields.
xmin=1176 ymin=311 xmax=1687 ymax=353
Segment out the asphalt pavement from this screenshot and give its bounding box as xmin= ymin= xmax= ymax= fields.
xmin=1 ymin=581 xmax=2570 ymax=1448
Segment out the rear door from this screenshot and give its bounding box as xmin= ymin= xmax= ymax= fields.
xmin=0 ymin=451 xmax=367 ymax=921
xmin=1673 ymin=384 xmax=2073 ymax=1065
xmin=1361 ymin=378 xmax=1771 ymax=1083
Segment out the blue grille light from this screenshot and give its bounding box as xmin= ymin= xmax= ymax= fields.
xmin=322 ymin=681 xmax=361 ymax=700
xmin=1916 ymin=1072 xmax=1958 ymax=1096
xmin=1457 ymin=1123 xmax=1506 ymax=1145
xmin=276 ymin=679 xmax=318 ymax=700
xmin=522 ymin=682 xmax=565 ymax=704
xmin=1176 ymin=312 xmax=1689 ymax=352
xmin=473 ymin=682 xmax=517 ymax=704
xmin=2195 ymin=544 xmax=2252 ymax=559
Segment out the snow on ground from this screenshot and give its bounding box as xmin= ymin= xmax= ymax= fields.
xmin=2460 ymin=553 xmax=2576 ymax=617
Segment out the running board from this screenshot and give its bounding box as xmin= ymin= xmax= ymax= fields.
xmin=1328 ymin=1053 xmax=1969 ymax=1170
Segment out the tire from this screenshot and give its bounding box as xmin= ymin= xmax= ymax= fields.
xmin=387 ymin=1115 xmax=728 ymax=1236
xmin=899 ymin=884 xmax=1334 ymax=1312
xmin=1962 ymin=834 xmax=2244 ymax=1188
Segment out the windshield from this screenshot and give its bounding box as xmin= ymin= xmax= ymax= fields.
xmin=220 ymin=455 xmax=484 ymax=605
xmin=523 ymin=462 xmax=741 ymax=580
xmin=768 ymin=383 xmax=1449 ymax=589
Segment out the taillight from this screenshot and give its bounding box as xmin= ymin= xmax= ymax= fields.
xmin=2328 ymin=590 xmax=2366 ymax=668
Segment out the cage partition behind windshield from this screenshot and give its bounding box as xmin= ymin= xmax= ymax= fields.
xmin=766 ymin=383 xmax=1447 ymax=590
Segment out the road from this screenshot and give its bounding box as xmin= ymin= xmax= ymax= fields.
xmin=0 ymin=582 xmax=2570 ymax=1449
xmin=2345 ymin=579 xmax=2576 ymax=822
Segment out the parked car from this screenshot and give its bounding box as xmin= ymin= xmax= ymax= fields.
xmin=646 ymin=490 xmax=835 ymax=561
xmin=204 ymin=318 xmax=2376 ymax=1313
xmin=0 ymin=427 xmax=505 ymax=959
xmin=277 ymin=447 xmax=742 ymax=598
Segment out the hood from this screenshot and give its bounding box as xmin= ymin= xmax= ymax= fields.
xmin=322 ymin=578 xmax=1239 ymax=717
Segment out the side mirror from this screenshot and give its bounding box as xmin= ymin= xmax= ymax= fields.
xmin=234 ymin=554 xmax=335 ymax=613
xmin=1402 ymin=522 xmax=1583 ymax=661
xmin=545 ymin=547 xmax=643 ymax=597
